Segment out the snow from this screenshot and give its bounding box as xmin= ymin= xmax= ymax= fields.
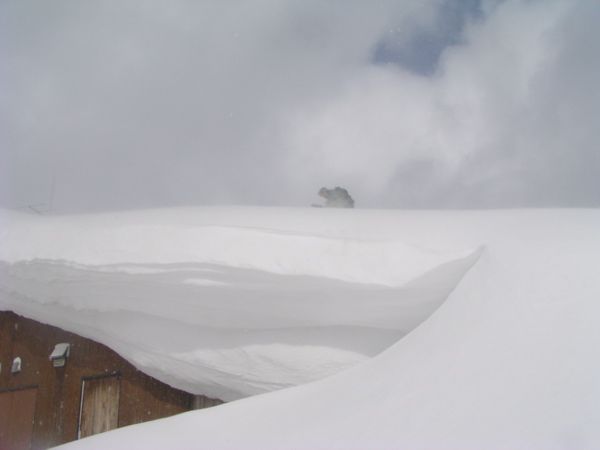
xmin=3 ymin=207 xmax=600 ymax=449
xmin=0 ymin=207 xmax=479 ymax=400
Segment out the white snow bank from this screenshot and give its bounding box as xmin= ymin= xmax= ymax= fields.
xmin=0 ymin=207 xmax=480 ymax=400
xmin=49 ymin=208 xmax=600 ymax=450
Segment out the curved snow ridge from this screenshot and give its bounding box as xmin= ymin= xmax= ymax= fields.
xmin=0 ymin=208 xmax=485 ymax=400
xmin=0 ymin=245 xmax=482 ymax=400
xmin=45 ymin=209 xmax=600 ymax=449
xmin=1 ymin=209 xmax=476 ymax=287
xmin=0 ymin=245 xmax=482 ymax=330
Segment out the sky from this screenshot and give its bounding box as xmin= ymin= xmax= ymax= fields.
xmin=1 ymin=0 xmax=599 ymax=212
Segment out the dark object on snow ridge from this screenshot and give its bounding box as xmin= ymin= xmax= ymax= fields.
xmin=317 ymin=186 xmax=354 ymax=208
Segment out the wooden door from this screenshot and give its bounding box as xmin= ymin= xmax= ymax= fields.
xmin=0 ymin=387 xmax=38 ymax=450
xmin=192 ymin=395 xmax=223 ymax=409
xmin=78 ymin=376 xmax=120 ymax=439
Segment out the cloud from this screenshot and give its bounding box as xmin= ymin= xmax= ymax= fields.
xmin=283 ymin=0 xmax=600 ymax=207
xmin=1 ymin=0 xmax=598 ymax=211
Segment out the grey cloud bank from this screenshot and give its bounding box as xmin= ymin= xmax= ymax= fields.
xmin=1 ymin=0 xmax=598 ymax=212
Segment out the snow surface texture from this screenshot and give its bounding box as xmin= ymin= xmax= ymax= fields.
xmin=0 ymin=207 xmax=480 ymax=401
xmin=47 ymin=207 xmax=600 ymax=450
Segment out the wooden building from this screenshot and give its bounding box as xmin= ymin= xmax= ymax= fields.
xmin=0 ymin=311 xmax=222 ymax=450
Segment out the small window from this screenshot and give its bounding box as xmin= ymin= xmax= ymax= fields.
xmin=11 ymin=357 xmax=22 ymax=374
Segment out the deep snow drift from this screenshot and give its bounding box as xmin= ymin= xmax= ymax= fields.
xmin=3 ymin=207 xmax=600 ymax=449
xmin=49 ymin=207 xmax=600 ymax=450
xmin=0 ymin=207 xmax=479 ymax=400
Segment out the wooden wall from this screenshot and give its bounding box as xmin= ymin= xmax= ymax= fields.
xmin=0 ymin=311 xmax=221 ymax=449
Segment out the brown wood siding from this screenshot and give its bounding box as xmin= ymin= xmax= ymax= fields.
xmin=0 ymin=387 xmax=38 ymax=450
xmin=0 ymin=311 xmax=222 ymax=449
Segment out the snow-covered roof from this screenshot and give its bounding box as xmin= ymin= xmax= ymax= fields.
xmin=5 ymin=207 xmax=600 ymax=449
xmin=0 ymin=207 xmax=479 ymax=401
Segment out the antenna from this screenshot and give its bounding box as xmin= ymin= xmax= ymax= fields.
xmin=48 ymin=173 xmax=56 ymax=212
xmin=17 ymin=172 xmax=56 ymax=214
xmin=27 ymin=204 xmax=47 ymax=214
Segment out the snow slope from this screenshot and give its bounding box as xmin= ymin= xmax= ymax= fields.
xmin=0 ymin=207 xmax=479 ymax=400
xmin=47 ymin=207 xmax=600 ymax=450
